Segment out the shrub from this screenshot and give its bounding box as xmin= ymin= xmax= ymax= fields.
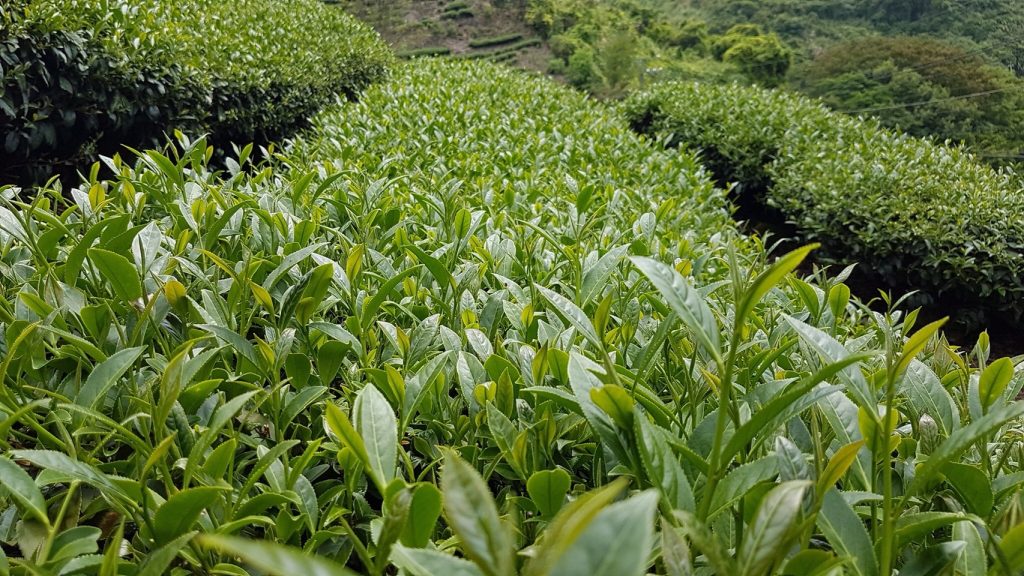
xmin=441 ymin=7 xmax=474 ymax=19
xmin=566 ymin=44 xmax=601 ymax=89
xmin=468 ymin=33 xmax=523 ymax=48
xmin=791 ymin=36 xmax=1024 ymax=159
xmin=457 ymin=38 xmax=543 ymax=60
xmin=3 ymin=59 xmax=1022 ymax=576
xmin=624 ymin=81 xmax=1024 ymax=322
xmin=0 ymin=0 xmax=392 ymax=186
xmin=398 ymin=46 xmax=454 ymax=58
xmin=709 ymin=24 xmax=791 ymax=86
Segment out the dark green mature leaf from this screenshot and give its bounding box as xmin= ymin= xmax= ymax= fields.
xmin=87 ymin=247 xmax=142 ymax=301
xmin=441 ymin=451 xmax=514 ymax=576
xmin=817 ymin=490 xmax=878 ymax=576
xmin=0 ymin=456 xmax=48 ymax=525
xmin=136 ymin=532 xmax=198 ymax=576
xmin=707 ymin=456 xmax=779 ymax=520
xmin=75 ymin=346 xmax=144 ymax=410
xmin=909 ymin=402 xmax=1024 ymax=497
xmin=536 ymin=285 xmax=601 ymax=349
xmin=11 ymin=450 xmax=132 ymax=506
xmin=361 ymin=265 xmax=422 ymax=330
xmin=901 ymin=360 xmax=959 ymax=434
xmin=200 ymin=324 xmax=262 ymax=370
xmin=407 ymin=244 xmax=455 ymax=290
xmin=402 ymin=483 xmax=442 ymax=547
xmin=893 ymin=512 xmax=972 ymax=551
xmin=952 ymin=521 xmax=985 ymax=576
xmin=1000 ymin=521 xmax=1024 ymax=572
xmin=523 ymin=479 xmax=628 ymax=576
xmin=738 ymin=481 xmax=811 ymax=576
xmin=661 ymin=522 xmax=693 ymax=576
xmin=392 ymin=545 xmax=485 ymax=576
xmin=897 ymin=541 xmax=964 ymax=576
xmin=784 ymin=315 xmax=874 ymax=411
xmin=673 ymin=511 xmax=739 ymax=575
xmin=634 ymin=409 xmax=695 ymax=512
xmin=153 ymin=487 xmax=228 ymax=544
xmin=568 ymin=352 xmax=629 ymax=466
xmin=942 ymin=463 xmax=992 ymax=516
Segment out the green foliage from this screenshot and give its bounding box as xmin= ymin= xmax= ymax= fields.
xmin=792 ymin=36 xmax=1024 ymax=159
xmin=399 ymin=46 xmax=455 ymax=58
xmin=0 ymin=0 xmax=392 ymax=185
xmin=458 ymin=38 xmax=543 ymax=61
xmin=469 ymin=33 xmax=524 ymax=48
xmin=708 ymin=24 xmax=792 ymax=86
xmin=441 ymin=2 xmax=474 ymax=20
xmin=1 ymin=57 xmax=1023 ymax=575
xmin=625 ymin=81 xmax=1024 ymax=323
xmin=696 ymin=0 xmax=1024 ymax=69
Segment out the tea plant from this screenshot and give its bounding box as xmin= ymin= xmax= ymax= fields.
xmin=0 ymin=59 xmax=1022 ymax=576
xmin=0 ymin=0 xmax=391 ymax=185
xmin=624 ymin=81 xmax=1024 ymax=326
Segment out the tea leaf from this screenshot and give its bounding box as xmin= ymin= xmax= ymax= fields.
xmin=201 ymin=535 xmax=359 ymax=576
xmin=87 ymin=248 xmax=142 ymax=301
xmin=630 ymin=256 xmax=721 ymax=361
xmin=0 ymin=456 xmax=49 ymax=525
xmin=355 ymin=384 xmax=398 ymax=491
xmin=441 ymin=451 xmax=514 ymax=576
xmin=527 ymin=468 xmax=572 ymax=519
xmin=547 ymin=490 xmax=659 ymax=576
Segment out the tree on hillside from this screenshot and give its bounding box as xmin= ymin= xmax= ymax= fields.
xmin=711 ymin=24 xmax=791 ymax=86
xmin=793 ymin=36 xmax=1024 ymax=161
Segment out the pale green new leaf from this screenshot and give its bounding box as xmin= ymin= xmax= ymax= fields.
xmin=355 ymin=384 xmax=398 ymax=491
xmin=441 ymin=451 xmax=514 ymax=576
xmin=200 ymin=535 xmax=358 ymax=576
xmin=547 ymin=490 xmax=659 ymax=576
xmin=737 ymin=481 xmax=811 ymax=576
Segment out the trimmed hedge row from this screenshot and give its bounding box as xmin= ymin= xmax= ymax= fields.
xmin=624 ymin=82 xmax=1024 ymax=322
xmin=398 ymin=46 xmax=454 ymax=58
xmin=0 ymin=0 xmax=392 ymax=185
xmin=468 ymin=33 xmax=523 ymax=48
xmin=457 ymin=38 xmax=543 ymax=60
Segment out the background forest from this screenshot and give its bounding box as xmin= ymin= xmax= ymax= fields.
xmin=348 ymin=0 xmax=1024 ymax=166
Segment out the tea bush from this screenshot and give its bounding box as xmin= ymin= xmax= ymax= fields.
xmin=1 ymin=59 xmax=1023 ymax=575
xmin=0 ymin=0 xmax=391 ymax=185
xmin=468 ymin=33 xmax=524 ymax=48
xmin=624 ymin=81 xmax=1024 ymax=323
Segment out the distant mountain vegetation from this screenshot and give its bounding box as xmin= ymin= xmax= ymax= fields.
xmin=347 ymin=0 xmax=1024 ymax=166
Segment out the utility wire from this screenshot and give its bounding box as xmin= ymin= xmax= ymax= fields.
xmin=839 ymin=86 xmax=1017 ymax=114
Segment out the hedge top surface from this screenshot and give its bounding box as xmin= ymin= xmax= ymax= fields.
xmin=1 ymin=58 xmax=1023 ymax=576
xmin=625 ymin=81 xmax=1024 ymax=320
xmin=21 ymin=0 xmax=393 ymax=94
xmin=286 ymin=59 xmax=735 ymax=261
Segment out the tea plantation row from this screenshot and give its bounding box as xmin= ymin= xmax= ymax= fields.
xmin=0 ymin=0 xmax=391 ymax=185
xmin=1 ymin=58 xmax=1023 ymax=575
xmin=625 ymin=82 xmax=1024 ymax=326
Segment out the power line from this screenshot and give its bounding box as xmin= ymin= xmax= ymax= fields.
xmin=838 ymin=86 xmax=1017 ymax=114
